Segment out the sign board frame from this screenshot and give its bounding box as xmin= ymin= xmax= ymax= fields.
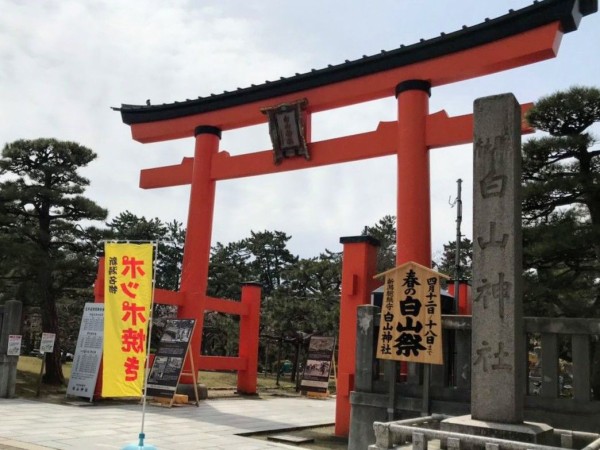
xmin=67 ymin=303 xmax=105 ymax=401
xmin=300 ymin=336 xmax=336 ymax=394
xmin=146 ymin=318 xmax=198 ymax=407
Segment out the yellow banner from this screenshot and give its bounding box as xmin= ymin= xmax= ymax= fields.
xmin=376 ymin=262 xmax=446 ymax=365
xmin=102 ymin=243 xmax=153 ymax=397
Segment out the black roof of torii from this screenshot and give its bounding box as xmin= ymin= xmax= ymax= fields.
xmin=114 ymin=0 xmax=597 ymax=126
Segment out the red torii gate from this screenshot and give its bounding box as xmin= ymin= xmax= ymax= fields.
xmin=112 ymin=0 xmax=596 ymax=436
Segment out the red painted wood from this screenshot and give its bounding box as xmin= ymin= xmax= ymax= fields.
xmin=128 ymin=24 xmax=558 ymax=143
xmin=396 ymin=87 xmax=431 ymax=267
xmin=335 ymin=240 xmax=379 ymax=437
xmin=237 ymin=284 xmax=261 ymax=394
xmin=154 ymin=288 xmax=183 ymax=306
xmin=198 ymin=356 xmax=247 ymax=371
xmin=138 ymin=104 xmax=533 ymax=189
xmin=204 ymin=296 xmax=249 ymax=316
xmin=178 ymin=131 xmax=220 ymax=384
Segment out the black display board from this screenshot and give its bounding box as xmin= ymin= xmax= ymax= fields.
xmin=300 ymin=336 xmax=335 ymax=393
xmin=146 ymin=319 xmax=195 ymax=399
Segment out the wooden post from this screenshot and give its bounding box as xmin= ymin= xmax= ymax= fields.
xmin=396 ymin=80 xmax=431 ymax=268
xmin=178 ymin=126 xmax=221 ymax=384
xmin=237 ymin=282 xmax=261 ymax=394
xmin=335 ymin=236 xmax=379 ymax=436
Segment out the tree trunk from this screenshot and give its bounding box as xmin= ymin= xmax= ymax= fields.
xmin=291 ymin=336 xmax=300 ymax=382
xmin=592 ymin=338 xmax=600 ymax=400
xmin=38 ymin=205 xmax=64 ymax=386
xmin=39 ymin=264 xmax=65 ymax=385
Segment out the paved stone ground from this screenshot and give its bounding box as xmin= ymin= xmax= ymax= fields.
xmin=0 ymin=396 xmax=335 ymax=449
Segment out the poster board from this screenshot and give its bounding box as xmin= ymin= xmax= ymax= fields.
xmin=146 ymin=319 xmax=196 ymax=401
xmin=375 ymin=262 xmax=446 ymax=365
xmin=300 ymin=336 xmax=335 ymax=393
xmin=35 ymin=332 xmax=57 ymax=397
xmin=67 ymin=303 xmax=104 ymax=400
xmin=7 ymin=335 xmax=22 ymax=356
xmin=40 ymin=332 xmax=56 ymax=354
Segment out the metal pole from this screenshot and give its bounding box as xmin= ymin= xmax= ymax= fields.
xmin=453 ymin=178 xmax=463 ymax=314
xmin=449 ymin=179 xmax=463 ymax=387
xmin=276 ymin=336 xmax=283 ymax=386
xmin=134 ymin=241 xmax=159 ymax=449
xmin=36 ymin=357 xmax=45 ymax=397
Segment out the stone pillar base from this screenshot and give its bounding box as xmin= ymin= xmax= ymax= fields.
xmin=176 ymin=383 xmax=208 ymax=400
xmin=440 ymin=415 xmax=553 ymax=448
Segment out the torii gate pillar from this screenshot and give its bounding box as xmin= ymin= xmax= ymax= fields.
xmin=335 ymin=81 xmax=433 ymax=436
xmin=396 ymin=80 xmax=431 ymax=267
xmin=335 ymin=236 xmax=380 ymax=436
xmin=178 ymin=126 xmax=221 ymax=382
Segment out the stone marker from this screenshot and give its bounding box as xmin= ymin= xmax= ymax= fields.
xmin=441 ymin=94 xmax=553 ymax=446
xmin=470 ymin=93 xmax=525 ymax=423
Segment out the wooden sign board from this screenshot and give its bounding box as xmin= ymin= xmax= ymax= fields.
xmin=375 ymin=262 xmax=447 ymax=365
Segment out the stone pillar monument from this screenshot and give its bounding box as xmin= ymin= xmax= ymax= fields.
xmin=471 ymin=93 xmax=525 ymax=423
xmin=441 ymin=94 xmax=552 ymax=444
xmin=0 ymin=300 xmax=23 ymax=398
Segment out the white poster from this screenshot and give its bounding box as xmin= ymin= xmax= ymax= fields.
xmin=67 ymin=303 xmax=104 ymax=400
xmin=7 ymin=335 xmax=22 ymax=356
xmin=39 ymin=332 xmax=56 ymax=353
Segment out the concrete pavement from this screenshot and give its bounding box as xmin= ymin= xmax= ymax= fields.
xmin=0 ymin=396 xmax=336 ymax=450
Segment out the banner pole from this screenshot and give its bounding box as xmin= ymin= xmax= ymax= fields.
xmin=120 ymin=240 xmax=159 ymax=450
xmin=138 ymin=241 xmax=159 ymax=448
xmin=36 ymin=357 xmax=46 ymax=397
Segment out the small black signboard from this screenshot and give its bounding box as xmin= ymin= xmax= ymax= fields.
xmin=146 ymin=319 xmax=195 ymax=401
xmin=300 ymin=336 xmax=335 ymax=393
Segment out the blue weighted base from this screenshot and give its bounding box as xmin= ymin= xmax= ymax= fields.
xmin=121 ymin=433 xmax=157 ymax=450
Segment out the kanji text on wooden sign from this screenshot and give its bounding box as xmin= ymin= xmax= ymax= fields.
xmin=375 ymin=262 xmax=447 ymax=365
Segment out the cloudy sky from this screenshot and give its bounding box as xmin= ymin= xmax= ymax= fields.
xmin=1 ymin=1 xmax=599 ymax=260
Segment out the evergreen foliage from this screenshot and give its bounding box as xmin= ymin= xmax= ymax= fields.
xmin=204 ymin=231 xmax=342 ymax=358
xmin=522 ymin=86 xmax=600 ymax=318
xmin=0 ymin=138 xmax=107 ymax=384
xmin=435 ymin=237 xmax=473 ymax=281
xmin=523 ymin=86 xmax=600 ymax=399
xmin=361 ymin=214 xmax=396 ymax=273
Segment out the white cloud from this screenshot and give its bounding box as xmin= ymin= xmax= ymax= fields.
xmin=1 ymin=0 xmax=598 ymax=259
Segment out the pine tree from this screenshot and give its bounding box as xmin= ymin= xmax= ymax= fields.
xmin=523 ymin=86 xmax=600 ymax=399
xmin=522 ymin=86 xmax=600 ymax=318
xmin=0 ymin=139 xmax=107 ymax=384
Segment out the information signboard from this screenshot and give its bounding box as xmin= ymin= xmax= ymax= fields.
xmin=39 ymin=333 xmax=56 ymax=354
xmin=146 ymin=319 xmax=195 ymax=399
xmin=375 ymin=262 xmax=447 ymax=364
xmin=7 ymin=335 xmax=22 ymax=356
xmin=67 ymin=303 xmax=104 ymax=400
xmin=300 ymin=336 xmax=335 ymax=393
